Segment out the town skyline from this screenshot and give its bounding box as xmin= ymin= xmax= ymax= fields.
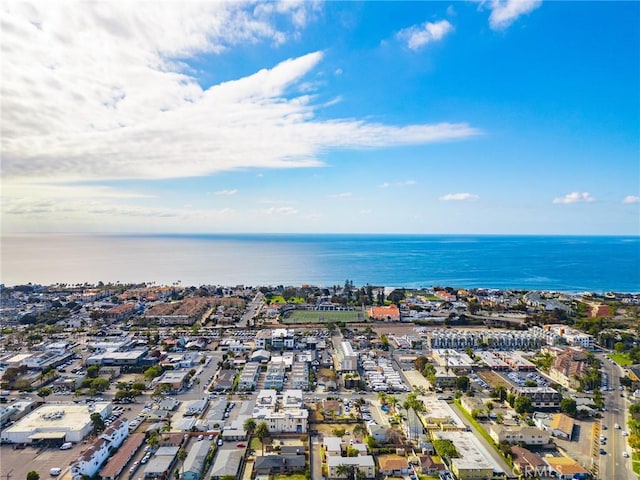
xmin=2 ymin=1 xmax=639 ymax=235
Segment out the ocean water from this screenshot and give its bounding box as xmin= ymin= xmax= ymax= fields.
xmin=1 ymin=234 xmax=639 ymax=292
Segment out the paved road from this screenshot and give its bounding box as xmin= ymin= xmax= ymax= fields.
xmin=237 ymin=292 xmax=263 ymax=328
xmin=597 ymin=353 xmax=633 ymax=480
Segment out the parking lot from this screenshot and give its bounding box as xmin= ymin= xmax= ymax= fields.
xmin=0 ymin=441 xmax=82 ymax=480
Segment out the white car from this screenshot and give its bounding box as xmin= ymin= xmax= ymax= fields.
xmin=623 ymin=452 xmax=629 ymax=458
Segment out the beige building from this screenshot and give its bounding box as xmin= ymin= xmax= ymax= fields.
xmin=489 ymin=425 xmax=550 ymax=446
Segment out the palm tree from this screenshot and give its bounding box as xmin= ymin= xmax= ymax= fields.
xmin=387 ymin=395 xmax=399 ymax=414
xmin=255 ymin=421 xmax=270 ymax=456
xmin=335 ymin=464 xmax=357 ymax=480
xmin=243 ymin=418 xmax=256 ymax=437
xmin=352 ymin=424 xmax=366 ymax=441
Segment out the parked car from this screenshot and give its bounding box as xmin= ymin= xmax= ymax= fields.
xmin=236 ymin=442 xmax=246 ymax=448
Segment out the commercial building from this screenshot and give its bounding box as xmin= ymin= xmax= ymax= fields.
xmin=0 ymin=402 xmax=111 ymax=445
xmin=153 ymin=370 xmax=190 ymax=392
xmin=432 ymin=431 xmax=505 ymax=480
xmin=86 ymin=349 xmax=153 ymax=367
xmin=511 ymin=386 xmax=562 ymax=409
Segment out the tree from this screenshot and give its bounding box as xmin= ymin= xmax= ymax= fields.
xmin=144 ymin=365 xmax=163 ymax=381
xmin=352 ymin=424 xmax=366 ymax=441
xmin=560 ymin=398 xmax=577 ymax=417
xmin=255 ymin=421 xmax=270 ymax=456
xmin=335 ymin=464 xmax=357 ymax=480
xmin=15 ymin=378 xmax=33 ymax=392
xmin=37 ymin=386 xmax=53 ymax=402
xmin=332 ymin=427 xmax=346 ymax=438
xmin=27 ymin=472 xmax=39 ymax=480
xmin=514 ymin=396 xmax=533 ymax=415
xmin=176 ymin=447 xmax=187 ymax=479
xmin=90 ymin=412 xmax=105 ymax=435
xmin=147 ymin=433 xmax=159 ymax=450
xmin=86 ymin=365 xmax=100 ymax=378
xmin=243 ymin=418 xmax=256 ymax=437
xmin=456 ymin=376 xmax=470 ymax=392
xmin=91 ymin=377 xmax=110 ymax=392
xmin=490 ymin=385 xmax=508 ymax=402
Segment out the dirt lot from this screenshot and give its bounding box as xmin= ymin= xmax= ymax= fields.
xmin=0 ymin=442 xmax=82 ymax=480
xmin=313 ymin=422 xmax=361 ymax=439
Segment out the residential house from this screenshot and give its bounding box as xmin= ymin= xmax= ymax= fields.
xmin=70 ymin=419 xmax=128 ymax=479
xmin=378 ymin=455 xmax=409 ymax=476
xmin=253 ymin=453 xmax=306 ymax=476
xmin=549 ymin=413 xmax=574 ymax=440
xmin=326 ymin=455 xmax=375 ymax=479
xmin=182 ymin=440 xmax=211 ymax=480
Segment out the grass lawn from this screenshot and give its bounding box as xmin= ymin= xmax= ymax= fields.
xmin=249 ymin=436 xmax=262 ymax=451
xmin=608 ymin=353 xmax=633 ymax=366
xmin=633 ymin=460 xmax=640 ymax=477
xmin=274 ymin=475 xmax=307 ymax=480
xmin=282 ymin=309 xmax=365 ymax=324
xmin=268 ymin=295 xmax=305 ymax=304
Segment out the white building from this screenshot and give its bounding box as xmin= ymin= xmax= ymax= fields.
xmin=70 ymin=418 xmax=128 ymax=479
xmin=1 ymin=402 xmax=111 ymax=445
xmin=252 ymin=389 xmax=308 ymax=434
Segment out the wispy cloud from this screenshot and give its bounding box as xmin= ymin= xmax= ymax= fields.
xmin=211 ymin=189 xmax=238 ymax=196
xmin=552 ymin=192 xmax=595 ymax=204
xmin=1 ymin=3 xmax=479 ymax=189
xmin=439 ymin=192 xmax=479 ymax=201
xmin=328 ymin=192 xmax=352 ymax=198
xmin=379 ymin=180 xmax=416 ymax=188
xmin=263 ymin=206 xmax=298 ymax=215
xmin=396 ymin=20 xmax=454 ymax=50
xmin=487 ymin=0 xmax=542 ymax=30
xmin=622 ymin=195 xmax=640 ymax=204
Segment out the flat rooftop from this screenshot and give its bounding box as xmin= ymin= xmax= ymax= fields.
xmin=435 ymin=431 xmax=504 ymax=473
xmin=3 ymin=402 xmax=110 ymax=433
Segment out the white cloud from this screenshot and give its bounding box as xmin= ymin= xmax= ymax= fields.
xmin=396 ymin=20 xmax=453 ymax=50
xmin=2 ymin=3 xmax=478 ymax=190
xmin=263 ymin=206 xmax=298 ymax=215
xmin=622 ymin=195 xmax=640 ymax=204
xmin=488 ymin=0 xmax=542 ymax=30
xmin=328 ymin=192 xmax=352 ymax=198
xmin=439 ymin=192 xmax=479 ymax=201
xmin=552 ymin=192 xmax=595 ymax=204
xmin=212 ymin=189 xmax=238 ymax=196
xmin=379 ymin=180 xmax=416 ymax=188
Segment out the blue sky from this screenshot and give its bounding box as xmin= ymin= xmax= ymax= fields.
xmin=1 ymin=0 xmax=639 ymax=235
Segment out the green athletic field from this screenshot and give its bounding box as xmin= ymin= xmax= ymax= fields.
xmin=281 ymin=309 xmax=365 ymax=324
